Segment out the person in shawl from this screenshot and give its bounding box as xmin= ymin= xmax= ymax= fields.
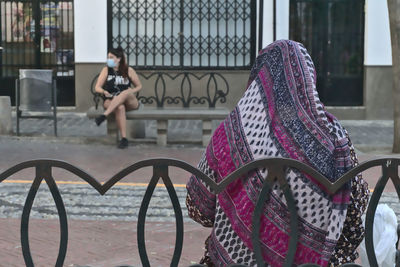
xmin=186 ymin=40 xmax=369 ymax=266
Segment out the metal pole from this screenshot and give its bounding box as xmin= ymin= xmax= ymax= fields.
xmin=258 ymin=0 xmax=264 ymax=51
xmin=273 ymin=0 xmax=276 ymax=41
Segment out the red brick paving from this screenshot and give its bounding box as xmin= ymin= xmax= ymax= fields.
xmin=0 ymin=142 xmax=397 ymax=266
xmin=0 ymin=218 xmax=210 ymax=267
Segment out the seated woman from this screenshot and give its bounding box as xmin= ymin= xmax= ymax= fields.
xmin=186 ymin=40 xmax=369 ymax=266
xmin=94 ymin=47 xmax=142 ymax=149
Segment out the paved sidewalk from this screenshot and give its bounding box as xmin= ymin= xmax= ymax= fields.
xmin=11 ymin=112 xmax=208 ymax=145
xmin=10 ymin=112 xmax=395 ymax=152
xmin=0 ymin=112 xmax=398 ymax=266
xmin=341 ymin=120 xmax=394 ymax=153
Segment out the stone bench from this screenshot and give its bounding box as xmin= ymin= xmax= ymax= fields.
xmin=87 ymin=72 xmax=231 ymax=146
xmin=87 ymin=106 xmax=229 ymax=146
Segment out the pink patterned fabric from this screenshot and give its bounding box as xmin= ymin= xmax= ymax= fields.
xmin=187 ymin=40 xmax=356 ymax=266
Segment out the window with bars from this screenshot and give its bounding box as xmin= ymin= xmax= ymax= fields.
xmin=108 ymin=0 xmax=257 ymax=70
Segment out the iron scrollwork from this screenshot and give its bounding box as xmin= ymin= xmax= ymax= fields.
xmin=137 ymin=72 xmax=229 ymax=108
xmin=91 ymin=72 xmax=230 ymax=109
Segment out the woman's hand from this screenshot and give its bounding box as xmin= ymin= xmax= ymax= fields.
xmin=103 ymin=91 xmax=113 ymax=99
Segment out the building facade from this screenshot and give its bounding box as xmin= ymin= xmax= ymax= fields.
xmin=260 ymin=0 xmax=393 ymax=119
xmin=0 ymin=0 xmax=394 ymax=119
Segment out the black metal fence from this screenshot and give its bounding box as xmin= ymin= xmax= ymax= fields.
xmin=0 ymin=0 xmax=74 ymax=106
xmin=108 ymin=0 xmax=257 ymax=70
xmin=0 ymin=157 xmax=400 ymax=266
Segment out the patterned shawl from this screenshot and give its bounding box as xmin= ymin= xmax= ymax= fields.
xmin=187 ymin=40 xmax=353 ymax=266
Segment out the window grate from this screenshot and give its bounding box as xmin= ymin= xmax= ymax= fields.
xmin=108 ymin=0 xmax=257 ymax=70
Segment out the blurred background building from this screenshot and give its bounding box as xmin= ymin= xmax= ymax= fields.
xmin=0 ymin=0 xmax=393 ymax=119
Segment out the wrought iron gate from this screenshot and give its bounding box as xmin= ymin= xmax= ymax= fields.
xmin=108 ymin=0 xmax=257 ymax=70
xmin=0 ymin=0 xmax=74 ymax=106
xmin=289 ymin=0 xmax=365 ymax=106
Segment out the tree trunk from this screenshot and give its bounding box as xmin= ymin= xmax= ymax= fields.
xmin=388 ymin=0 xmax=400 ymax=153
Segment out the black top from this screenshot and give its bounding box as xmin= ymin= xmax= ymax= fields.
xmin=103 ymin=67 xmax=131 ymax=96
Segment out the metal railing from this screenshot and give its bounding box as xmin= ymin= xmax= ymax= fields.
xmin=108 ymin=0 xmax=257 ymax=70
xmin=0 ymin=157 xmax=399 ymax=266
xmin=90 ymin=71 xmax=230 ymax=109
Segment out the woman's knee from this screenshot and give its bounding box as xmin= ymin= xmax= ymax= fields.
xmin=117 ymin=90 xmax=131 ymax=100
xmin=115 ymin=104 xmax=126 ymax=114
xmin=125 ymin=95 xmax=139 ymax=111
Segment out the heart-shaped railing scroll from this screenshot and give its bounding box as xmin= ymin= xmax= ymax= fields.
xmin=0 ymin=157 xmax=399 ymax=267
xmin=135 ymin=72 xmax=229 ymax=108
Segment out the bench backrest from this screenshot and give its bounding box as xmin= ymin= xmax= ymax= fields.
xmin=91 ymin=71 xmax=230 ymax=109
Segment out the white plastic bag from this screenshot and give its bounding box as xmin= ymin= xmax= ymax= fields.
xmin=360 ymin=204 xmax=398 ymax=267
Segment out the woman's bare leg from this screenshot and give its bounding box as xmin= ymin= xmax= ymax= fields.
xmin=105 ymin=99 xmax=127 ymax=139
xmin=95 ymin=93 xmax=138 ymax=127
xmin=124 ymin=93 xmax=139 ymax=111
xmin=115 ymin=104 xmax=127 ymax=138
xmin=95 ymin=99 xmax=111 ymax=126
xmin=103 ymin=99 xmax=111 ymax=110
xmin=104 ymin=90 xmax=138 ymax=116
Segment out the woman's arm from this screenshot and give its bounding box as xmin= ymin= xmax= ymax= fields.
xmin=95 ymin=67 xmax=111 ymax=97
xmin=128 ymin=67 xmax=142 ymax=94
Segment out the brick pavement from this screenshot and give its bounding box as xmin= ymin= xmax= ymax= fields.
xmin=0 ymin=218 xmax=210 ymax=267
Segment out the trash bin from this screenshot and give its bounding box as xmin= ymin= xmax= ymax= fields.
xmin=16 ymin=69 xmax=57 ymax=136
xmin=19 ymin=69 xmax=53 ymax=111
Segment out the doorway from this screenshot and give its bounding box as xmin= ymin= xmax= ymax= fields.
xmin=290 ymin=0 xmax=365 ymax=106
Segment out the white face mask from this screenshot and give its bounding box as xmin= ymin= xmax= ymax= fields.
xmin=107 ymin=58 xmax=117 ymax=68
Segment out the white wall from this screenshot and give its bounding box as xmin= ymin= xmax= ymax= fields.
xmin=365 ymin=0 xmax=392 ymax=66
xmin=260 ymin=0 xmax=289 ymax=48
xmin=276 ymin=0 xmax=289 ymax=41
xmin=74 ymin=0 xmax=107 ymax=63
xmin=261 ymin=0 xmax=274 ymax=48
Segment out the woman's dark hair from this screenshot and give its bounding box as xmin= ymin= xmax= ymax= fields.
xmin=109 ymin=47 xmax=128 ymax=78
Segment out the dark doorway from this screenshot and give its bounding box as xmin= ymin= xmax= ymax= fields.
xmin=290 ymin=0 xmax=365 ymax=106
xmin=0 ymin=0 xmax=74 ymax=106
